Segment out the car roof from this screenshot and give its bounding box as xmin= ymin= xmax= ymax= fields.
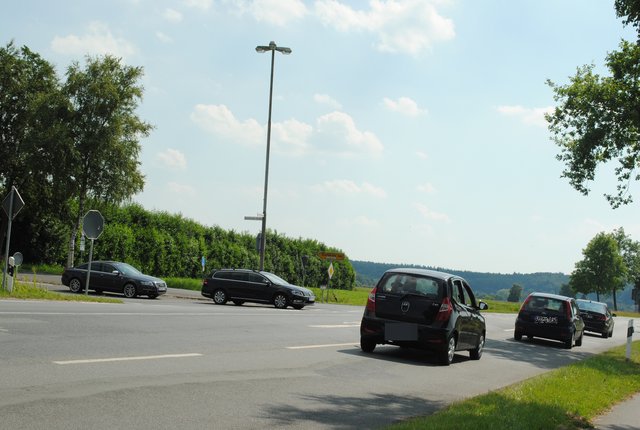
xmin=527 ymin=292 xmax=573 ymax=301
xmin=384 ymin=268 xmax=458 ymax=281
xmin=576 ymin=299 xmax=608 ymax=306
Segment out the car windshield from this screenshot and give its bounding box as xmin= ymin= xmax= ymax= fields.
xmin=577 ymin=300 xmax=606 ymax=313
xmin=379 ymin=274 xmax=442 ymax=299
xmin=261 ymin=272 xmax=289 ymax=285
xmin=525 ymin=296 xmax=566 ymax=314
xmin=113 ymin=262 xmax=143 ymax=276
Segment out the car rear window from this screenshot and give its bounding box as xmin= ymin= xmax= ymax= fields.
xmin=525 ymin=297 xmax=567 ymax=314
xmin=379 ymin=274 xmax=441 ymax=299
xmin=577 ymin=301 xmax=606 ymax=313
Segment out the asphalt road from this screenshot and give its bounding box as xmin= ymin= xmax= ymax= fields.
xmin=1 ymin=288 xmax=637 ymax=430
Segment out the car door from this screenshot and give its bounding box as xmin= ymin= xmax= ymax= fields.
xmin=451 ymin=279 xmax=473 ymax=349
xmin=99 ymin=262 xmax=120 ymax=293
xmin=247 ymin=273 xmax=271 ymax=302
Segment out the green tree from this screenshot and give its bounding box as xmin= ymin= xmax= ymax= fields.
xmin=559 ymin=283 xmax=575 ymax=298
xmin=507 ymin=284 xmax=523 ymax=302
xmin=63 ymin=55 xmax=152 ymax=267
xmin=546 ymin=3 xmax=640 ymax=208
xmin=611 ymin=226 xmax=640 ymax=304
xmin=570 ymin=232 xmax=626 ymax=308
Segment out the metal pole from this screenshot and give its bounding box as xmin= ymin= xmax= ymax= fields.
xmin=85 ymin=239 xmax=94 ymax=295
xmin=259 ymin=48 xmax=276 ymax=272
xmin=2 ymin=187 xmax=15 ymax=291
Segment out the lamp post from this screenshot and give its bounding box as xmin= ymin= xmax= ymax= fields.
xmin=255 ymin=41 xmax=291 ymax=271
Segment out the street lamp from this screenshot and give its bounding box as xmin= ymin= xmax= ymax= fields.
xmin=255 ymin=41 xmax=291 ymax=271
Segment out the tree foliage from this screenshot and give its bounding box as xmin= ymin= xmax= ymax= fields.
xmin=546 ymin=2 xmax=640 ymax=208
xmin=507 ymin=284 xmax=523 ymax=302
xmin=569 ymin=232 xmax=626 ymax=308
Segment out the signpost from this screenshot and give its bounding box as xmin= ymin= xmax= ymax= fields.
xmin=82 ymin=210 xmax=105 ymax=295
xmin=318 ymin=252 xmax=344 ymax=302
xmin=2 ymin=186 xmax=25 ymax=292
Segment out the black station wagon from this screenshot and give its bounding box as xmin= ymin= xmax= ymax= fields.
xmin=359 ymin=268 xmax=488 ymax=365
xmin=201 ymin=269 xmax=315 ymax=309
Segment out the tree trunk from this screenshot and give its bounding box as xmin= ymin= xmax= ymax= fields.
xmin=612 ymin=288 xmax=618 ymax=311
xmin=596 ymin=291 xmax=600 ymax=302
xmin=66 ymin=189 xmax=86 ymax=268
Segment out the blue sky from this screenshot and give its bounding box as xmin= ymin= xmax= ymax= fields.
xmin=2 ymin=0 xmax=638 ymax=274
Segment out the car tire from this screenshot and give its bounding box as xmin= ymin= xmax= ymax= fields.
xmin=148 ymin=294 xmax=158 ymax=299
xmin=514 ymin=330 xmax=522 ymax=341
xmin=232 ymin=300 xmax=244 ymax=306
xmin=293 ymin=304 xmax=304 ymax=310
xmin=575 ymin=331 xmax=583 ymax=347
xmin=213 ymin=289 xmax=227 ymax=305
xmin=273 ymin=293 xmax=288 ymax=309
xmin=564 ymin=331 xmax=574 ymax=349
xmin=602 ymin=330 xmax=609 ymax=339
xmin=360 ymin=337 xmax=376 ymax=353
xmin=69 ymin=278 xmax=83 ymax=294
xmin=470 ymin=334 xmax=484 ymax=360
xmin=609 ymin=327 xmax=614 ymax=338
xmin=439 ymin=335 xmax=456 ymax=366
xmin=123 ymin=283 xmax=137 ymax=298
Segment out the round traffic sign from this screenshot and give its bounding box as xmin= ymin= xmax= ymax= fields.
xmin=82 ymin=210 xmax=105 ymax=240
xmin=12 ymin=252 xmax=23 ymax=266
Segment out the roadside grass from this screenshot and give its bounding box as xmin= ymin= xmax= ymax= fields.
xmin=165 ymin=277 xmax=202 ymax=291
xmin=482 ymin=299 xmax=521 ymax=313
xmin=0 ymin=280 xmax=122 ymax=303
xmin=387 ymin=341 xmax=640 ymax=430
xmin=19 ymin=263 xmax=64 ymax=275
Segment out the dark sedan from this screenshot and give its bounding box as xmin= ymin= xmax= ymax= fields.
xmin=576 ymin=299 xmax=615 ymax=338
xmin=61 ymin=261 xmax=167 ymax=299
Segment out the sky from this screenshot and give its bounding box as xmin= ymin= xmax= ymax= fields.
xmin=2 ymin=0 xmax=639 ymax=275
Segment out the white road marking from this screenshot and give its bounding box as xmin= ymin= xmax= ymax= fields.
xmin=53 ymin=353 xmax=203 ymax=365
xmin=0 ymin=328 xmax=8 ymax=332
xmin=287 ymin=343 xmax=357 ymax=350
xmin=308 ymin=324 xmax=360 ymax=328
xmin=504 ymin=328 xmax=515 ymax=332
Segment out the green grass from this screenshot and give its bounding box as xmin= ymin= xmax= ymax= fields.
xmin=165 ymin=277 xmax=203 ymax=291
xmin=0 ymin=280 xmax=122 ymax=303
xmin=387 ymin=342 xmax=640 ymax=430
xmin=19 ymin=263 xmax=64 ymax=275
xmin=482 ymin=299 xmax=521 ymax=313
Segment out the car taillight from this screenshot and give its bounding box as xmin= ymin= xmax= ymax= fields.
xmin=366 ymin=287 xmax=377 ymax=313
xmin=519 ymin=295 xmax=532 ymax=313
xmin=203 ymin=279 xmax=208 ymax=286
xmin=435 ymin=297 xmax=453 ymax=322
xmin=565 ymin=301 xmax=572 ymax=319
xmin=598 ymin=314 xmax=607 ymax=321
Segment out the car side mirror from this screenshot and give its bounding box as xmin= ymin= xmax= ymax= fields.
xmin=478 ymin=301 xmax=489 ymax=310
xmin=112 ymin=270 xmax=120 ymax=275
xmin=612 ymin=313 xmax=617 ymax=317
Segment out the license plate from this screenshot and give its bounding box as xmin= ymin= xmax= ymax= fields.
xmin=534 ymin=316 xmax=557 ymax=324
xmin=385 ymin=323 xmax=418 ymax=341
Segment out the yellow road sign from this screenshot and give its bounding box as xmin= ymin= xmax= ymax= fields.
xmin=318 ymin=251 xmax=345 ymax=261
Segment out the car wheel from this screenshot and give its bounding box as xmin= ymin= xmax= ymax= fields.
xmin=602 ymin=330 xmax=609 ymax=339
xmin=439 ymin=335 xmax=457 ymax=366
xmin=609 ymin=327 xmax=614 ymax=338
xmin=213 ymin=289 xmax=227 ymax=305
xmin=470 ymin=334 xmax=484 ymax=360
xmin=575 ymin=331 xmax=583 ymax=347
xmin=293 ymin=304 xmax=304 ymax=310
xmin=514 ymin=330 xmax=522 ymax=341
xmin=148 ymin=294 xmax=158 ymax=299
xmin=232 ymin=300 xmax=244 ymax=306
xmin=69 ymin=278 xmax=83 ymax=293
xmin=360 ymin=337 xmax=376 ymax=353
xmin=273 ymin=294 xmax=288 ymax=309
xmin=564 ymin=331 xmax=574 ymax=349
xmin=123 ymin=283 xmax=137 ymax=298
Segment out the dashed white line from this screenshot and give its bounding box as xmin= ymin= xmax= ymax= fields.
xmin=287 ymin=343 xmax=357 ymax=350
xmin=53 ymin=353 xmax=203 ymax=365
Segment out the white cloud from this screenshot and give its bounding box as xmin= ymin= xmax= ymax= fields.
xmin=315 ymin=0 xmax=455 ymax=55
xmin=51 ymin=22 xmax=135 ymax=58
xmin=236 ymin=0 xmax=308 ymax=26
xmin=168 ymin=182 xmax=196 ymax=196
xmin=316 ymin=111 xmax=383 ymax=157
xmin=191 ymin=104 xmax=264 ymax=146
xmin=164 ymin=8 xmax=183 ymax=22
xmin=312 ymin=180 xmax=387 ymax=198
xmin=272 ymin=119 xmax=313 ymax=155
xmin=416 ymin=150 xmax=428 ymax=160
xmin=383 ymin=96 xmax=427 ymax=117
xmin=183 ymin=0 xmax=212 ymax=10
xmin=314 ymin=93 xmax=342 ymax=109
xmin=156 ymin=31 xmax=173 ymax=43
xmin=417 ymin=183 xmax=436 ymax=194
xmin=415 ymin=203 xmax=450 ymax=222
xmin=496 ymin=105 xmax=554 ymax=128
xmin=156 ymin=148 xmax=187 ymax=170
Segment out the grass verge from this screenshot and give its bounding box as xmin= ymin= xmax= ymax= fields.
xmin=165 ymin=277 xmax=203 ymax=291
xmin=387 ymin=341 xmax=640 ymax=430
xmin=0 ymin=280 xmax=122 ymax=303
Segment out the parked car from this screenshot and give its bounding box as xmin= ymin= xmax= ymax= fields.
xmin=201 ymin=269 xmax=315 ymax=309
xmin=359 ymin=268 xmax=488 ymax=365
xmin=576 ymin=299 xmax=615 ymax=338
xmin=61 ymin=261 xmax=167 ymax=299
xmin=514 ymin=292 xmax=584 ymax=349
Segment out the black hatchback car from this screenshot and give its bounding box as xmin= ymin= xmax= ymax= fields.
xmin=61 ymin=261 xmax=167 ymax=299
xmin=514 ymin=292 xmax=584 ymax=348
xmin=201 ymin=269 xmax=315 ymax=309
xmin=576 ymin=299 xmax=615 ymax=338
xmin=359 ymin=268 xmax=488 ymax=365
